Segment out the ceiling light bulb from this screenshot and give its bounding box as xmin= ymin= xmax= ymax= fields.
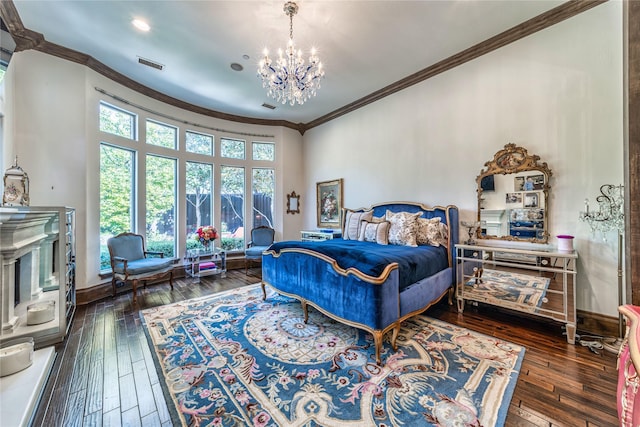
xmin=132 ymin=19 xmax=150 ymax=32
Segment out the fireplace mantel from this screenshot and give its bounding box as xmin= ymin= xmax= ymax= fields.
xmin=0 ymin=207 xmax=76 ymax=348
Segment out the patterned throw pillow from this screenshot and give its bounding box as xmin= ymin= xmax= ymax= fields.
xmin=416 ymin=217 xmax=449 ymax=247
xmin=385 ymin=210 xmax=422 ymax=246
xmin=342 ymin=209 xmax=373 ymax=240
xmin=358 ymin=220 xmax=390 ymax=245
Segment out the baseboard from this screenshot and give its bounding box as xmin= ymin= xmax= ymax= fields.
xmin=78 ymin=272 xmax=624 ymax=339
xmin=78 ymin=257 xmax=250 ymax=306
xmin=577 ymin=309 xmax=620 ymax=338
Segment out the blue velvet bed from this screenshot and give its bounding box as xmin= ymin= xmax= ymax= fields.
xmin=261 ymin=202 xmax=459 ymax=364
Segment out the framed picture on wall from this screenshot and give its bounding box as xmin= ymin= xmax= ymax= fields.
xmin=505 ymin=192 xmax=523 ymax=206
xmin=524 ymin=192 xmax=539 ymax=208
xmin=530 ymin=174 xmax=545 ymax=190
xmin=316 ymin=178 xmax=343 ymax=228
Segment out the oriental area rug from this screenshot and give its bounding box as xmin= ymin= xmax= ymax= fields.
xmin=140 ymin=284 xmax=525 ymax=427
xmin=464 ymin=269 xmax=550 ymax=313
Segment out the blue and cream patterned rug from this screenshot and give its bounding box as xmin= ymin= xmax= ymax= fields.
xmin=464 ymin=269 xmax=550 ymax=313
xmin=141 ymin=284 xmax=525 ymax=426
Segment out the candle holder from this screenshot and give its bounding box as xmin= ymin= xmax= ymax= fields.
xmin=461 ymin=221 xmax=481 ymax=245
xmin=579 ymin=184 xmax=625 ymax=344
xmin=579 ymin=184 xmax=624 ymax=241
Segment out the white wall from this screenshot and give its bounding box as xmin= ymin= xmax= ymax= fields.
xmin=302 ymin=2 xmax=623 ymax=316
xmin=1 ymin=2 xmax=624 ymax=317
xmin=3 ymin=50 xmax=304 ymax=289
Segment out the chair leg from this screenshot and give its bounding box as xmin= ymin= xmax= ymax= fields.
xmin=132 ymin=279 xmax=138 ymax=304
xmin=111 ymin=277 xmax=117 ymax=297
xmin=245 ymin=259 xmax=249 ymax=275
xmin=169 ymin=271 xmax=174 ymax=290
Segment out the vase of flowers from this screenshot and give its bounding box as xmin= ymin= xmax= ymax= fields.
xmin=194 ymin=225 xmax=218 ymax=250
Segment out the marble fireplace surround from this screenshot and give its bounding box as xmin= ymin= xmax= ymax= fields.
xmin=0 ymin=207 xmax=60 ymax=341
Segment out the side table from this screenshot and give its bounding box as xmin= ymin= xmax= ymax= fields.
xmin=184 ymin=247 xmax=227 ymax=283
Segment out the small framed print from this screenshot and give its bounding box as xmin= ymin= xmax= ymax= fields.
xmin=505 ymin=192 xmax=523 ymax=206
xmin=2 ymin=157 xmax=30 ymax=206
xmin=524 ymin=192 xmax=539 ymax=208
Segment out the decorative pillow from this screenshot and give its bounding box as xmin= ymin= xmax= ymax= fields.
xmin=416 ymin=217 xmax=449 ymax=247
xmin=385 ymin=210 xmax=422 ymax=247
xmin=358 ymin=220 xmax=390 ymax=245
xmin=436 ymin=222 xmax=449 ymax=248
xmin=342 ymin=209 xmax=373 ymax=240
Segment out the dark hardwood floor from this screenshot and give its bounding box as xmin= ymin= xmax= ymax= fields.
xmin=33 ymin=269 xmax=619 ymax=427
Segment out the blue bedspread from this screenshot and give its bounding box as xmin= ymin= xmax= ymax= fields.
xmin=267 ymin=239 xmax=449 ymax=289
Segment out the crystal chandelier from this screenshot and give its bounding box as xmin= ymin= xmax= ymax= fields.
xmin=257 ymin=1 xmax=324 ymax=106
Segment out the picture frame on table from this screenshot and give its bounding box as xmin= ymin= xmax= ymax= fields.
xmin=316 ymin=178 xmax=343 ymax=228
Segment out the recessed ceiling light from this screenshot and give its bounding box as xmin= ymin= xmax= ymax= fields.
xmin=230 ymin=63 xmax=243 ymax=72
xmin=242 ymin=54 xmax=250 ymax=60
xmin=132 ymin=19 xmax=150 ymax=32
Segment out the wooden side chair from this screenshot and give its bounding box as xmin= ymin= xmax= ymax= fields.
xmin=245 ymin=226 xmax=275 ymax=274
xmin=107 ymin=232 xmax=175 ymax=304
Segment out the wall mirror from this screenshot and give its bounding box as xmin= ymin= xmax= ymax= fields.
xmin=476 ymin=143 xmax=552 ymax=243
xmin=287 ymin=191 xmax=300 ymax=214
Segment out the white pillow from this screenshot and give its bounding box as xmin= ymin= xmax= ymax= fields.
xmin=342 ymin=209 xmax=373 ymax=240
xmin=385 ymin=210 xmax=422 ymax=246
xmin=358 ymin=220 xmax=390 ymax=245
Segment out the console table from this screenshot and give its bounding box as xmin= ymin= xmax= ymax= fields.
xmin=455 ymin=243 xmax=577 ymax=344
xmin=184 ymin=247 xmax=226 ymax=283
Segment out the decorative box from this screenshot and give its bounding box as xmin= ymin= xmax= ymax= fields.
xmin=27 ymin=300 xmax=55 ymax=325
xmin=0 ymin=337 xmax=34 ymax=377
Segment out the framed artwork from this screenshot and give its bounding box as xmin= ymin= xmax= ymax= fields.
xmin=529 ymin=174 xmax=545 ymax=190
xmin=524 ymin=192 xmax=539 ymax=208
xmin=286 ymin=191 xmax=300 ymax=214
xmin=505 ymin=192 xmax=523 ymax=206
xmin=316 ymin=178 xmax=343 ymax=228
xmin=514 ymin=176 xmax=525 ymax=192
xmin=515 ymin=174 xmax=545 ymax=191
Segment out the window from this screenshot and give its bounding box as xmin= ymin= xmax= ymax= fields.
xmin=220 ymin=166 xmax=245 ymax=251
xmin=99 ymin=102 xmax=136 ymax=139
xmin=186 ymin=130 xmax=213 ymax=155
xmin=146 ymin=155 xmax=177 ymax=257
xmin=146 ymin=119 xmax=177 ymax=149
xmin=99 ymin=144 xmax=135 ymax=270
xmin=186 ymin=161 xmax=213 ymax=247
xmin=252 ymin=142 xmax=275 ymax=161
xmin=98 ymin=100 xmax=278 ymax=273
xmin=221 ymin=137 xmax=245 ymax=159
xmin=252 ymin=168 xmax=274 ymax=229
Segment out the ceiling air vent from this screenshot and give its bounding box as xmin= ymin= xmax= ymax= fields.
xmin=262 ymin=103 xmax=276 ymax=110
xmin=137 ymin=56 xmax=164 ymax=71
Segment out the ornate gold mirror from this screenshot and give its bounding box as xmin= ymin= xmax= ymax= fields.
xmin=476 ymin=143 xmax=552 ymax=243
xmin=287 ymin=191 xmax=300 ymax=214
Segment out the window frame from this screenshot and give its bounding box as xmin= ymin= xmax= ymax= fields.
xmin=97 ymin=100 xmax=278 ymax=273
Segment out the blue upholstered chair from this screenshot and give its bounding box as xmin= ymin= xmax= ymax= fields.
xmin=245 ymin=226 xmax=275 ymax=274
xmin=107 ymin=232 xmax=175 ymax=304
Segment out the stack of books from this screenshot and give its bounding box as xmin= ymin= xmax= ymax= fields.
xmin=199 ymin=262 xmax=217 ymax=271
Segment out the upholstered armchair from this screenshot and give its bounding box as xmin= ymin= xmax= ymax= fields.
xmin=245 ymin=226 xmax=275 ymax=274
xmin=107 ymin=232 xmax=175 ymax=304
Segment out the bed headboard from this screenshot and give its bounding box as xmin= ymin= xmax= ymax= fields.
xmin=348 ymin=201 xmax=459 ymax=282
